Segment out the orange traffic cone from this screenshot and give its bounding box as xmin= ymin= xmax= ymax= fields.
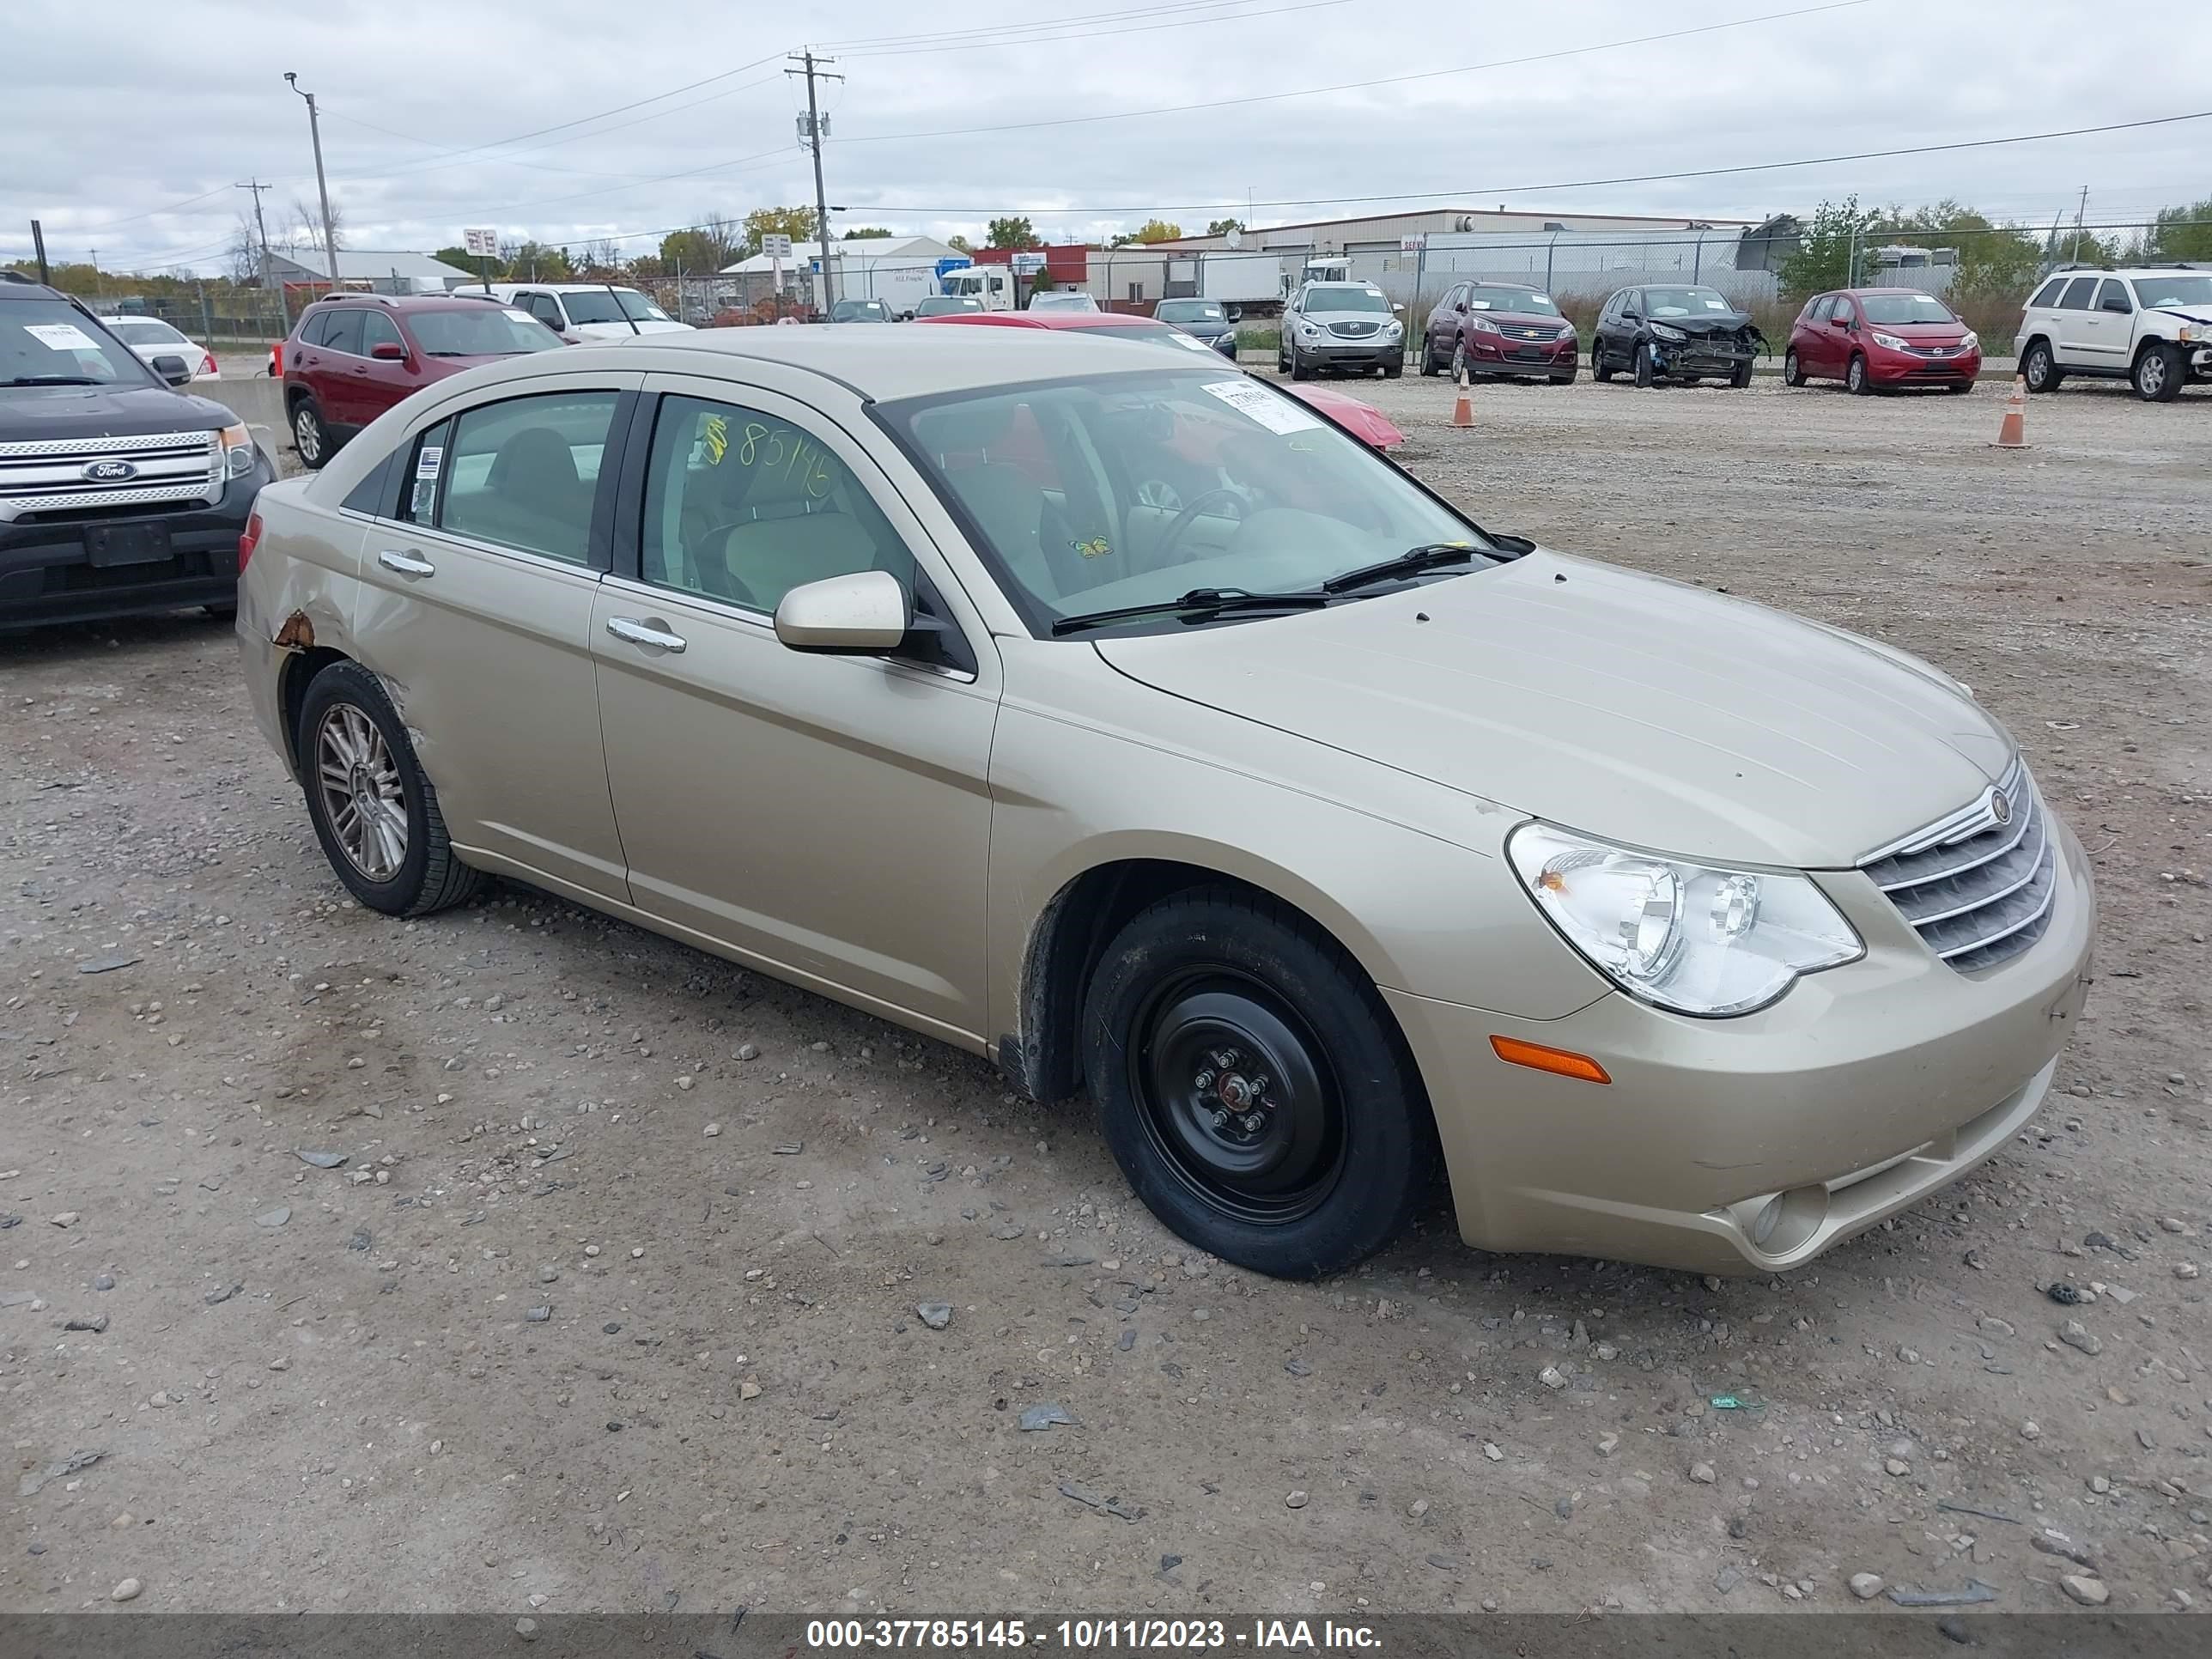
xmin=1452 ymin=366 xmax=1474 ymax=428
xmin=1993 ymin=375 xmax=2027 ymax=448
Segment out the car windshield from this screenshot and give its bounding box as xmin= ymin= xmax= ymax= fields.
xmin=615 ymin=289 xmax=673 ymax=322
xmin=1466 ymin=287 xmax=1557 ymax=315
xmin=831 ymin=300 xmax=891 ymax=321
xmin=1030 ymin=292 xmax=1099 ymax=312
xmin=0 ymin=300 xmax=148 ymax=386
xmin=408 ymin=307 xmax=564 ymax=356
xmin=2134 ymin=275 xmax=2212 ymax=308
xmin=1089 ymin=321 xmax=1219 ymax=352
xmin=1643 ymin=287 xmax=1734 ymax=318
xmin=108 ymin=318 xmax=191 ymax=345
xmin=1858 ymin=292 xmax=1957 ymax=325
xmin=879 ymin=368 xmax=1489 ymax=637
xmin=916 ymin=296 xmax=983 ymax=315
xmin=1305 ymin=285 xmax=1389 ymax=313
xmin=556 ymin=289 xmax=635 ymax=325
xmin=1155 ymin=301 xmax=1227 ymax=324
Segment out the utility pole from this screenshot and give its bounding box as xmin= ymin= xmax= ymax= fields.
xmin=283 ymin=72 xmax=342 ymax=289
xmin=788 ymin=50 xmax=842 ymax=310
xmin=235 ymin=179 xmax=281 ymax=325
xmin=2069 ymin=185 xmax=2089 ymax=264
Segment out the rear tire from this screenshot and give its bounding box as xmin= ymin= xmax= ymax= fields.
xmin=1083 ymin=888 xmax=1431 ymax=1279
xmin=1592 ymin=343 xmax=1613 ymax=383
xmin=296 ymin=661 xmax=486 ymax=918
xmin=290 ymin=398 xmax=331 ymax=470
xmin=1633 ymin=342 xmax=1654 ymax=387
xmin=1419 ymin=338 xmax=1442 ymax=376
xmin=2133 ymin=342 xmax=2183 ymax=402
xmin=2021 ymin=339 xmax=2062 ymax=393
xmin=1783 ymin=347 xmax=1806 ymax=387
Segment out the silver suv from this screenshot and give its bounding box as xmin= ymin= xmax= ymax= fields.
xmin=2014 ymin=264 xmax=2212 ymax=401
xmin=1279 ymin=281 xmax=1406 ymax=380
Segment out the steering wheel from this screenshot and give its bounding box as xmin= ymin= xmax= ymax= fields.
xmin=1153 ymin=489 xmax=1246 ymax=566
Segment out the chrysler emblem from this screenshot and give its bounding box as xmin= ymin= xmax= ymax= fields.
xmin=1990 ymin=790 xmax=2013 ymax=826
xmin=83 ymin=459 xmax=138 ymax=483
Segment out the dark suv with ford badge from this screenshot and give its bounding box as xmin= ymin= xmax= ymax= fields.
xmin=2 ymin=274 xmax=271 ymax=630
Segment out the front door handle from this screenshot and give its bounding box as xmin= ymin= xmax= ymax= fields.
xmin=378 ymin=549 xmax=435 ymax=577
xmin=605 ymin=616 xmax=686 ymax=653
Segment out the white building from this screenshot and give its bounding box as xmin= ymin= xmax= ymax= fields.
xmin=262 ymin=249 xmax=474 ymax=295
xmin=719 ymin=235 xmax=967 ymax=313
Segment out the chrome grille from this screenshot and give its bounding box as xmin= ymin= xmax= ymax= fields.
xmin=1327 ymin=320 xmax=1378 ymax=337
xmin=1859 ymin=757 xmax=2057 ymax=973
xmin=0 ymin=429 xmax=221 ymax=523
xmin=1502 ymin=325 xmax=1564 ymax=341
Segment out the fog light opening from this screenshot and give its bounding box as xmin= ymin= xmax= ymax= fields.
xmin=1751 ymin=1194 xmax=1784 ymax=1248
xmin=1734 ymin=1185 xmax=1829 ymax=1258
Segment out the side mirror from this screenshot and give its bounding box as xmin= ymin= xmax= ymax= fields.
xmin=2101 ymin=295 xmax=2130 ymax=314
xmin=150 ymin=354 xmax=192 ymax=386
xmin=371 ymin=341 xmax=408 ymax=362
xmin=774 ymin=569 xmax=912 ymax=654
xmin=1392 ymin=302 xmax=1406 ymax=314
xmin=1454 ymin=300 xmax=1468 ymax=313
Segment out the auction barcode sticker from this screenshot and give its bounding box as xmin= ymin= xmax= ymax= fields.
xmin=1199 ymin=377 xmax=1322 ymax=434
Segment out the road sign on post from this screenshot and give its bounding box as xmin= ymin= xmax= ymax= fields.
xmin=1009 ymin=252 xmax=1047 ymax=275
xmin=463 ymin=228 xmax=498 ymax=293
xmin=763 ymin=234 xmax=793 ymax=315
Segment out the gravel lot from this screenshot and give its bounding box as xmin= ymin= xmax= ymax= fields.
xmin=3 ymin=372 xmax=2208 ymax=1621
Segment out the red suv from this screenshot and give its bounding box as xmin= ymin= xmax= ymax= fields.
xmin=1420 ymin=281 xmax=1578 ymax=384
xmin=1783 ymin=288 xmax=1980 ymax=394
xmin=282 ymin=295 xmax=565 ymax=468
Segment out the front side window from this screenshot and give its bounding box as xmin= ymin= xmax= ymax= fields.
xmin=639 ymin=394 xmax=915 ymax=614
xmin=880 ymin=368 xmax=1487 ymax=637
xmin=2095 ymin=279 xmax=2133 ymax=313
xmin=361 ymin=312 xmax=404 ymax=356
xmin=523 ymin=294 xmax=564 ymax=328
xmin=1 ymin=300 xmax=149 ymax=386
xmin=436 ymin=392 xmax=618 ymax=565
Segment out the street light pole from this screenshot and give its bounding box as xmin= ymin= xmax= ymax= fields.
xmin=788 ymin=50 xmax=843 ymax=311
xmin=283 ymin=72 xmax=341 ymax=289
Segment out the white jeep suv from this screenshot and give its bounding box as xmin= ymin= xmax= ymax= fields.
xmin=2013 ymin=264 xmax=2212 ymax=402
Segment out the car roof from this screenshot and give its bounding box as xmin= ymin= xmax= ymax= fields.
xmin=495 ymin=281 xmax=644 ymax=292
xmin=0 ymin=274 xmax=69 ymax=302
xmin=314 ymin=293 xmax=526 ymax=313
xmin=458 ymin=323 xmax=1213 ymax=401
xmin=920 ymin=310 xmax=1158 ymax=333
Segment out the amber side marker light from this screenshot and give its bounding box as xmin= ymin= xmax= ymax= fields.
xmin=1489 ymin=1036 xmax=1612 ymax=1085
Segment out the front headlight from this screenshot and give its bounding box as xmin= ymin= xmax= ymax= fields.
xmin=1297 ymin=320 xmax=1322 ymax=337
xmin=1382 ymin=320 xmax=1402 ymax=339
xmin=2179 ymin=323 xmax=2206 ymax=343
xmin=1507 ymin=823 xmax=1863 ymax=1016
xmin=1871 ymin=330 xmax=1910 ymax=351
xmin=1650 ymin=322 xmax=1685 ymax=342
xmin=218 ymin=422 xmax=258 ymax=479
xmin=1959 ymin=330 xmax=1978 ymax=351
xmin=1466 ymin=314 xmax=1499 ymax=334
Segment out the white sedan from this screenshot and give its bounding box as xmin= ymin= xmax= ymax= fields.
xmin=100 ymin=315 xmax=221 ymax=380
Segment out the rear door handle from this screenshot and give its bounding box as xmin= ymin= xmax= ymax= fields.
xmin=605 ymin=616 xmax=686 ymax=653
xmin=378 ymin=549 xmax=435 ymax=577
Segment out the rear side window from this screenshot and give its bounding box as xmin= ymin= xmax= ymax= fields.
xmin=436 ymin=392 xmax=619 ymax=566
xmin=319 ymin=308 xmax=366 ymax=356
xmin=296 ymin=309 xmax=331 ymax=347
xmin=398 ymin=418 xmax=451 ymax=523
xmin=2057 ymin=277 xmax=2097 ymax=311
xmin=2028 ymin=276 xmax=2067 ymax=308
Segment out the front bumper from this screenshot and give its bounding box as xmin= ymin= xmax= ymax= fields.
xmin=0 ymin=457 xmax=270 ymax=630
xmin=1466 ymin=334 xmax=1577 ymax=375
xmin=1391 ymin=813 xmax=2096 ymax=1274
xmin=1649 ymin=337 xmax=1756 ymax=377
xmin=1296 ymin=334 xmax=1402 ymax=369
xmin=2191 ymin=343 xmax=2212 ymax=380
xmin=1869 ymin=346 xmax=1983 ymax=385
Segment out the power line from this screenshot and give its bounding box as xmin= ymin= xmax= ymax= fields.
xmin=829 ymin=0 xmax=1875 ymax=144
xmin=845 ymin=108 xmax=2212 ymax=216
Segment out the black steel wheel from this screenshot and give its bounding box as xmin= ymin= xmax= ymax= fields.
xmin=1083 ymin=887 xmax=1432 ymax=1279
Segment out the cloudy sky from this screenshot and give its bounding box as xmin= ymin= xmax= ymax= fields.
xmin=6 ymin=0 xmax=2207 ymax=275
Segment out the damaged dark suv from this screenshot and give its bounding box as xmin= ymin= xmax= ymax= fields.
xmin=1592 ymin=284 xmax=1764 ymax=388
xmin=2 ymin=273 xmax=271 ymax=629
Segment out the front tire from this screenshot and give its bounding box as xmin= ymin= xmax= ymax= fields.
xmin=1633 ymin=342 xmax=1654 ymax=387
xmin=1846 ymin=352 xmax=1871 ymax=395
xmin=291 ymin=398 xmax=331 ymax=470
xmin=2021 ymin=339 xmax=2062 ymax=393
xmin=1083 ymin=889 xmax=1431 ymax=1279
xmin=1289 ymin=343 xmax=1312 ymax=382
xmin=2133 ymin=342 xmax=2183 ymax=402
xmin=296 ymin=661 xmax=486 ymax=918
xmin=1550 ymin=365 xmax=1578 ymax=386
xmin=1729 ymin=360 xmax=1753 ymax=389
xmin=1783 ymin=347 xmax=1806 ymax=387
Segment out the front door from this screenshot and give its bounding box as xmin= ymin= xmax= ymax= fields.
xmin=589 ymin=377 xmax=1000 ymax=1042
xmin=350 ymin=378 xmax=638 ymax=902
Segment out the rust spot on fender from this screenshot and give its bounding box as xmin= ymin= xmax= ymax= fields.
xmin=274 ymin=611 xmax=315 ymax=650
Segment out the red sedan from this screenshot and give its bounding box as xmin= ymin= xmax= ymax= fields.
xmin=1783 ymin=288 xmax=1981 ymax=394
xmin=915 ymin=308 xmax=1406 ymax=450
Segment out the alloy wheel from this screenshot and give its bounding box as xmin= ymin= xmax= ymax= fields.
xmin=293 ymin=406 xmax=321 ymax=464
xmin=314 ymin=703 xmax=408 ymax=882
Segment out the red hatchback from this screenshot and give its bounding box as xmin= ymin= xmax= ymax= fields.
xmin=1784 ymin=288 xmax=1980 ymax=394
xmin=282 ymin=295 xmax=566 ymax=468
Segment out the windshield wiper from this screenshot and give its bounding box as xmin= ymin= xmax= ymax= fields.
xmin=1322 ymin=542 xmax=1491 ymax=595
xmin=5 ymin=374 xmax=103 ymax=386
xmin=1050 ymin=586 xmax=1328 ymax=637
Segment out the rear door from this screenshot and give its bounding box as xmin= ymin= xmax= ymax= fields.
xmin=2049 ymin=276 xmax=2102 ymax=367
xmin=305 ymin=306 xmax=365 ymax=428
xmin=1431 ymin=283 xmax=1463 ymax=360
xmin=350 ymin=372 xmax=643 ymax=902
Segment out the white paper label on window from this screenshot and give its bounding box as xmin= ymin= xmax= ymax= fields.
xmin=26 ymin=322 xmax=101 ymax=351
xmin=1199 ymin=377 xmax=1322 ymax=434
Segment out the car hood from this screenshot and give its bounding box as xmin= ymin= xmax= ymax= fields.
xmin=1091 ymin=550 xmax=2012 ymax=868
xmin=2149 ymin=307 xmax=2212 ymax=326
xmin=1169 ymin=319 xmax=1235 ymax=338
xmin=1284 ymin=384 xmax=1404 ymax=450
xmin=1655 ymin=310 xmax=1758 ymax=337
xmin=1466 ymin=308 xmax=1569 ymax=330
xmin=0 ymin=380 xmax=232 ymax=440
xmin=1300 ymin=308 xmax=1397 ymax=329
